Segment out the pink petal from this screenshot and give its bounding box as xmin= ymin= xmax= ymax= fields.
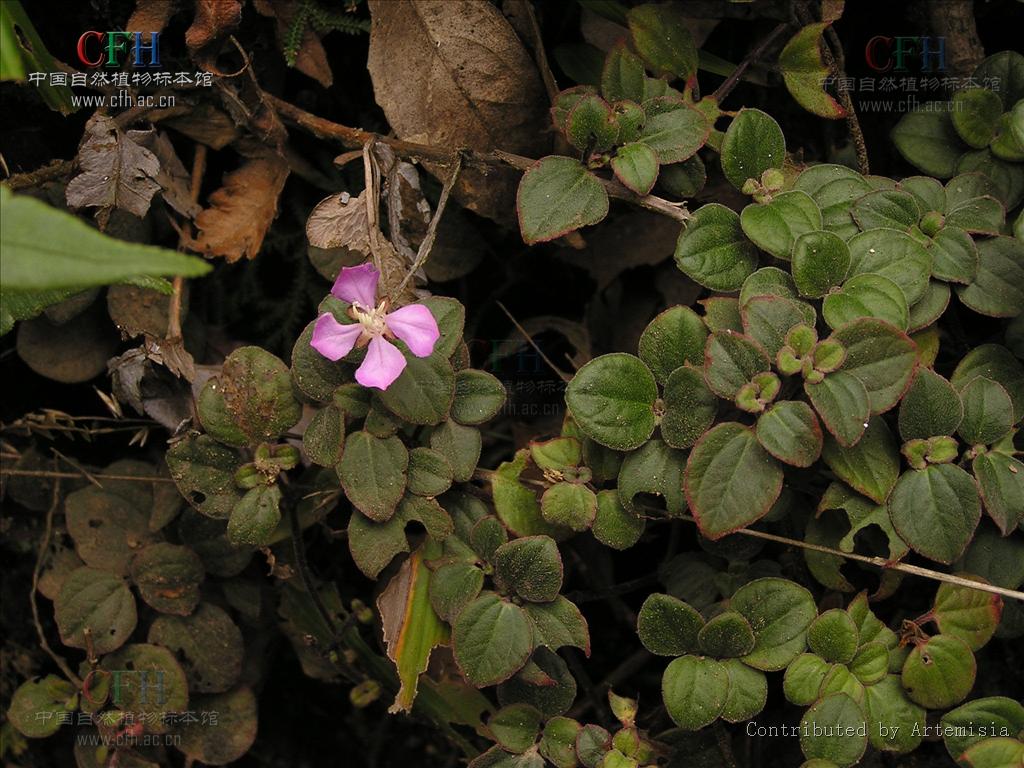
xmin=310 ymin=313 xmax=363 ymax=361
xmin=331 ymin=263 xmax=380 ymax=308
xmin=355 ymin=336 xmax=407 ymax=390
xmin=385 ymin=303 xmax=440 ymax=358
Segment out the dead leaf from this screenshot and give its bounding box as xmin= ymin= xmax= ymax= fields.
xmin=107 ymin=283 xmax=188 ymax=339
xmin=65 ymin=114 xmax=162 ymax=227
xmin=188 ymin=148 xmax=289 ymax=262
xmin=109 ymin=347 xmax=194 ymax=429
xmin=186 ymin=0 xmax=243 ymax=53
xmin=254 ymin=0 xmax=334 ymax=87
xmin=132 ymin=129 xmax=202 ymax=218
xmin=366 ymin=0 xmax=549 ymax=225
xmin=164 ymin=103 xmax=241 ymax=150
xmin=16 ymin=301 xmax=120 ymax=384
xmin=126 ymin=0 xmax=178 ymax=42
xmin=306 ymin=191 xmax=371 ymax=253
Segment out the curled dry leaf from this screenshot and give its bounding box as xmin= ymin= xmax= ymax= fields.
xmin=188 ymin=149 xmax=289 ymax=262
xmin=185 ymin=0 xmax=243 ymax=54
xmin=254 ymin=0 xmax=334 ymax=87
xmin=366 ymin=0 xmax=549 ymax=225
xmin=306 ymin=191 xmax=371 ymax=254
xmin=65 ymin=114 xmax=162 ymax=228
xmin=132 ymin=129 xmax=202 ymax=219
xmin=126 ymin=0 xmax=178 ymax=41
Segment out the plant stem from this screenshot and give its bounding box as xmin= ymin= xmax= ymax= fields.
xmin=712 ymin=22 xmax=791 ymax=104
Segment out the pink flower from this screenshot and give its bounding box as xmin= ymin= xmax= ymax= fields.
xmin=310 ymin=263 xmax=440 ymax=390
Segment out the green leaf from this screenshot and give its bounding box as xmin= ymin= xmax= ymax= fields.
xmin=957 ymin=236 xmax=1024 ymax=318
xmin=662 ymin=655 xmax=729 ymax=730
xmin=565 ymin=353 xmax=658 ymax=450
xmin=0 ymin=187 xmax=210 ymax=292
xmin=498 ymin=648 xmax=576 ymax=718
xmin=453 ymin=592 xmax=534 ymax=687
xmin=960 ymin=737 xmax=1024 ymax=768
xmin=566 ymin=95 xmax=618 ymax=152
xmin=592 ymin=489 xmax=644 ymax=551
xmin=951 ymin=344 xmax=1024 ymax=423
xmin=891 ymin=107 xmax=964 ymax=178
xmin=756 ymin=400 xmax=823 ymax=468
xmin=338 ymin=431 xmax=408 ymax=522
xmin=65 ymin=486 xmax=156 ymax=576
xmin=431 ymin=420 xmax=482 ymax=483
xmin=957 ymin=148 xmax=1024 ymax=210
xmin=783 ymin=653 xmax=832 ymax=706
xmin=740 ymin=266 xmax=800 ymax=306
xmin=958 ymin=377 xmax=1014 ymax=445
xmin=792 ymin=230 xmax=850 ymax=298
xmin=889 ymin=464 xmax=982 ymax=564
xmin=720 ymin=659 xmax=768 ymax=723
xmin=674 ymin=203 xmax=759 ymax=291
xmin=952 ymin=88 xmax=1004 ymax=147
xmin=7 ymin=675 xmax=77 ymax=738
xmin=540 ymin=716 xmax=581 ymax=768
xmin=637 ymin=593 xmax=704 ymax=656
xmin=908 ymin=280 xmax=951 ymax=332
xmin=658 ymin=154 xmax=706 ymax=198
xmin=530 ymin=437 xmax=581 ymax=472
xmin=831 ymin=318 xmax=919 ymax=414
xmin=98 ymin=644 xmax=188 ymax=733
xmin=821 ymin=417 xmax=900 ymax=504
xmin=430 ymin=562 xmax=484 ymax=623
xmin=524 ymin=597 xmax=590 ymax=655
xmin=698 ymin=610 xmax=755 ymax=658
xmin=419 ymin=296 xmax=466 ymax=359
xmin=407 ymin=447 xmax=454 ymax=498
xmin=147 ymin=601 xmax=244 ymax=694
xmin=849 ymin=642 xmax=888 ymax=686
xmin=662 ymin=365 xmax=718 ymax=449
xmin=928 ymin=226 xmax=978 ymax=284
xmin=779 ymin=23 xmax=845 ymax=118
xmin=740 ymin=191 xmax=823 ymax=260
xmin=637 ymin=305 xmax=707 ymax=384
xmin=974 ymin=451 xmax=1024 ymax=534
xmin=0 ymin=0 xmax=74 ymax=111
xmin=817 ymin=482 xmax=909 ymax=561
xmin=517 ymin=157 xmax=609 ymax=245
xmin=177 ymin=686 xmax=258 ymax=765
xmin=601 ymin=43 xmax=644 ymax=103
xmin=851 ymin=189 xmax=920 ymax=231
xmin=741 ymin=296 xmax=816 ymax=358
xmin=377 ymin=352 xmax=455 ymax=425
xmin=807 ymin=609 xmax=859 ymax=664
xmin=796 ymin=164 xmax=874 ymax=238
xmin=800 ymin=693 xmax=868 ymax=767
xmin=945 ymin=173 xmax=1005 ymax=234
xmin=227 ymin=485 xmax=282 ymax=546
xmin=215 ymin=346 xmax=302 ymax=442
xmin=941 ymin=697 xmax=1024 ymax=760
xmin=932 ymin=581 xmax=1002 ymax=652
xmin=450 ymin=369 xmax=506 ymax=426
xmin=166 ymin=435 xmax=245 ymax=520
xmin=54 ymin=566 xmax=136 ymax=655
xmin=627 ymin=3 xmax=697 ymax=79
xmin=610 ymin=142 xmax=659 ymax=195
xmin=491 ymin=449 xmax=564 ymax=539
xmin=686 ymin=423 xmax=782 ymax=539
xmin=901 ymin=634 xmax=976 ymax=709
xmin=638 ymin=104 xmax=709 ymax=164
xmin=900 ymin=175 xmax=947 ymax=213
xmin=129 ymin=543 xmax=204 ymax=616
xmin=541 ymin=482 xmax=597 ymax=531
xmin=730 ymin=577 xmax=817 ymax=671
xmin=823 ymin=274 xmax=908 ymax=331
xmin=972 ymin=51 xmax=1024 ymax=108
xmin=703 ymin=330 xmax=770 ymax=399
xmin=898 ymin=368 xmax=963 ymax=441
xmin=291 ymin=321 xmax=355 ymax=403
xmin=493 ymin=536 xmax=563 ymax=603
xmin=617 ymin=438 xmax=686 ymax=516
xmin=805 ymin=372 xmax=871 ymax=448
xmin=489 ymin=703 xmax=543 ymax=754
xmin=720 ymin=108 xmax=786 ymax=190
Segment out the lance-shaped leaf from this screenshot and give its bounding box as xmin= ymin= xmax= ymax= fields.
xmin=821 ymin=417 xmax=900 ymax=504
xmin=730 ymin=577 xmax=817 ymax=671
xmin=565 ymin=353 xmax=657 ymax=451
xmin=779 ymin=23 xmax=845 ymax=118
xmin=720 ymin=108 xmax=786 ymax=190
xmin=831 ymin=318 xmax=919 ymax=414
xmin=338 ymin=431 xmax=409 ymax=522
xmin=703 ymin=330 xmax=771 ymax=399
xmin=378 ymin=544 xmax=449 ymax=713
xmin=662 ymin=655 xmax=729 ymax=730
xmin=805 ymin=371 xmax=871 ymax=448
xmin=888 ymin=464 xmax=982 ymax=564
xmin=901 ymin=634 xmax=976 ymax=709
xmin=674 ymin=203 xmax=759 ymax=291
xmin=823 ymin=274 xmax=909 ymax=331
xmin=756 ymin=400 xmax=823 ymax=468
xmin=740 ymin=191 xmax=822 ymax=260
xmin=453 ymin=592 xmax=534 ymax=687
xmin=685 ymin=422 xmax=783 ymax=539
xmin=517 ymin=157 xmax=608 ymax=244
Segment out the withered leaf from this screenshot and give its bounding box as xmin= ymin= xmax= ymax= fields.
xmin=132 ymin=129 xmax=201 ymax=218
xmin=305 ymin=191 xmax=371 ymax=253
xmin=126 ymin=0 xmax=178 ymax=41
xmin=186 ymin=0 xmax=243 ymax=53
xmin=254 ymin=0 xmax=334 ymax=87
xmin=65 ymin=114 xmax=162 ymax=226
xmin=366 ymin=0 xmax=549 ymax=224
xmin=188 ymin=150 xmax=289 ymax=262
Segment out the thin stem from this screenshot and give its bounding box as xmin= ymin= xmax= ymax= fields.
xmin=712 ymin=22 xmax=791 ymax=104
xmin=0 ymin=468 xmax=175 ymax=483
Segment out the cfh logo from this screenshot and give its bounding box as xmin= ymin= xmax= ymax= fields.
xmin=83 ymin=669 xmax=166 ymax=707
xmin=76 ymin=31 xmax=161 ymax=68
xmin=865 ymin=36 xmax=946 ymax=73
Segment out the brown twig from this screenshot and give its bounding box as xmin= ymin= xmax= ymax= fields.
xmin=263 ymin=93 xmax=691 ymax=224
xmin=0 ymin=468 xmax=175 ymax=483
xmin=31 ymin=477 xmax=84 ymax=687
xmin=496 ymin=301 xmax=571 ymax=383
xmin=712 ymin=22 xmax=791 ymax=104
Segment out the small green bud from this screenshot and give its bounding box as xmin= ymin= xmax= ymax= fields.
xmin=271 ymin=444 xmax=301 ymax=470
xmin=736 ymin=382 xmax=765 ymax=413
xmin=805 ymin=368 xmax=825 ymax=385
xmin=752 ymin=371 xmax=781 ymax=403
xmin=741 ymin=178 xmax=760 ymax=196
xmin=920 ymin=210 xmax=945 ymax=237
xmin=608 ymin=690 xmax=637 ymax=726
xmin=234 ymin=464 xmax=265 ymax=489
xmin=786 ymin=324 xmax=818 ymax=357
xmin=351 ymin=599 xmax=374 ymax=624
xmin=902 ymin=439 xmax=929 ymax=470
xmin=612 ymin=726 xmax=641 ymax=756
xmin=349 ymin=679 xmax=382 ymax=708
xmin=925 ymin=436 xmax=959 ymax=464
xmin=761 ymin=167 xmax=785 ymax=191
xmin=776 ymin=346 xmax=803 ymax=376
xmin=813 ymin=339 xmax=846 ymax=373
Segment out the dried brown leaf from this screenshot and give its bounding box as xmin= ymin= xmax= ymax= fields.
xmin=254 ymin=0 xmax=334 ymax=87
xmin=65 ymin=114 xmax=162 ymax=226
xmin=305 ymin=191 xmax=371 ymax=253
xmin=164 ymin=104 xmax=241 ymax=150
xmin=186 ymin=0 xmax=243 ymax=53
xmin=132 ymin=129 xmax=202 ymax=218
xmin=126 ymin=0 xmax=178 ymax=41
xmin=366 ymin=0 xmax=548 ymax=225
xmin=188 ymin=150 xmax=289 ymax=262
